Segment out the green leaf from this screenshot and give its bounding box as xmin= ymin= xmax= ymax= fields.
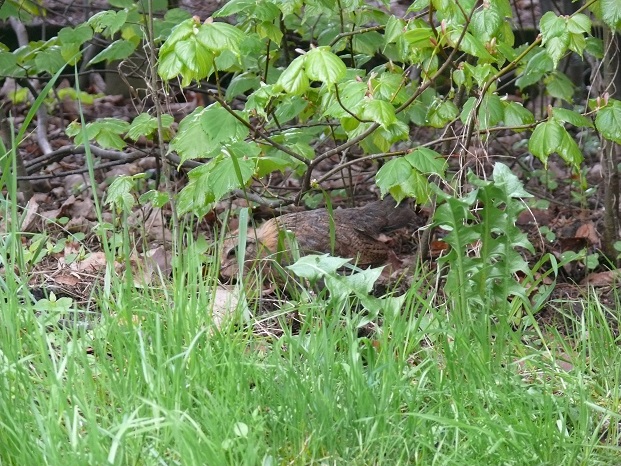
xmin=127 ymin=113 xmax=174 ymax=141
xmin=105 ymin=175 xmax=135 ymax=211
xmin=58 ymin=24 xmax=93 ymax=45
xmin=384 ymin=16 xmax=406 ymax=45
xmin=287 ymin=254 xmax=352 ymax=280
xmin=528 ymin=120 xmax=564 ymax=165
xmin=376 ymin=157 xmax=431 ymax=203
xmin=88 ymin=10 xmax=129 ymax=36
xmin=88 ymin=39 xmax=137 ymax=65
xmin=427 ymin=99 xmax=458 ymax=128
xmin=305 ymin=47 xmax=347 ymax=85
xmin=492 ymin=163 xmax=532 ymax=198
xmin=479 ymin=93 xmax=504 ymax=129
xmin=405 ymin=148 xmax=446 ymax=176
xmin=567 ymin=14 xmax=591 ymax=35
xmin=361 ymin=99 xmax=396 ymax=128
xmin=471 ymin=4 xmax=503 ymax=42
xmin=503 ymin=101 xmax=535 ymax=128
xmin=601 ymin=0 xmax=621 ymax=30
xmin=208 ymin=152 xmax=255 ymax=201
xmin=595 ymin=100 xmax=621 ymax=145
xmin=552 ymin=108 xmax=593 ymax=128
xmin=516 ymin=49 xmax=553 ymax=88
xmin=169 ymin=107 xmax=213 ymax=161
xmin=34 ymin=47 xmax=66 ymax=74
xmin=558 ymin=128 xmax=584 ymax=168
xmin=196 ymin=21 xmax=244 ymax=55
xmin=276 ymin=55 xmax=309 ymax=95
xmin=200 ymin=105 xmax=249 ymax=144
xmin=403 ymin=27 xmax=434 ymax=50
xmin=544 ymin=71 xmax=574 ymax=102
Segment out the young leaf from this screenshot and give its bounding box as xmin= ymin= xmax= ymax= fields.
xmin=305 ymin=47 xmax=347 ymax=85
xmin=276 ymin=55 xmax=309 ymax=95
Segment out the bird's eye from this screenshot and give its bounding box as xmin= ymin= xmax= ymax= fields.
xmin=226 ymin=248 xmax=236 ymax=259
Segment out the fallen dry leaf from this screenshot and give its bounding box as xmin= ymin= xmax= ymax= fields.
xmin=575 ymin=221 xmax=600 ymax=248
xmin=580 ymin=269 xmax=621 ymax=287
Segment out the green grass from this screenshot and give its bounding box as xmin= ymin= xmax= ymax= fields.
xmin=2 ymin=231 xmax=621 ymax=465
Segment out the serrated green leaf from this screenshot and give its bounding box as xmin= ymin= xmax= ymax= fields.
xmin=567 ymin=14 xmax=591 ymax=34
xmin=276 ymin=55 xmax=309 ymax=95
xmin=196 ymin=21 xmax=244 ymax=55
xmin=503 ymin=101 xmax=534 ymax=128
xmin=471 ymin=4 xmax=503 ymax=42
xmin=479 ymin=93 xmax=504 ymax=129
xmin=595 ymin=101 xmax=621 ymax=145
xmin=601 ymin=0 xmax=621 ymax=30
xmin=305 ymin=47 xmax=346 ymax=84
xmin=405 ymin=148 xmax=446 ymax=176
xmin=58 ymin=24 xmax=93 ymax=45
xmin=89 ymin=10 xmax=128 ymax=36
xmin=88 ymin=39 xmax=137 ymax=65
xmin=552 ymin=108 xmax=593 ymax=128
xmin=361 ymin=99 xmax=396 ymax=128
xmin=403 ymin=27 xmax=433 ymax=49
xmin=492 ymin=163 xmax=532 ymax=198
xmin=427 ymin=99 xmax=458 ymax=128
xmin=34 ymin=47 xmax=66 ymax=74
xmin=515 ymin=49 xmax=553 ymax=88
xmin=558 ymin=128 xmax=584 ymax=168
xmin=208 ymin=153 xmax=255 ymax=202
xmin=200 ymin=105 xmax=249 ymax=144
xmin=528 ymin=120 xmax=564 ymax=164
xmin=105 ymin=175 xmax=135 ymax=211
xmin=544 ymin=71 xmax=574 ymax=102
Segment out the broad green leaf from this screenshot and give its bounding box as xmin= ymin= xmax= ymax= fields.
xmin=159 ymin=18 xmax=194 ymax=56
xmin=34 ymin=47 xmax=66 ymax=74
xmin=88 ymin=39 xmax=137 ymax=65
xmin=213 ymin=0 xmax=255 ymax=17
xmin=305 ymin=47 xmax=346 ymax=84
xmin=158 ymin=51 xmax=184 ymax=80
xmin=427 ymin=99 xmax=458 ymax=128
xmin=208 ymin=153 xmax=255 ymax=202
xmin=403 ymin=27 xmax=434 ymax=50
xmin=200 ymin=105 xmax=249 ymax=145
xmin=595 ymin=101 xmax=621 ymax=145
xmin=405 ymin=148 xmax=446 ymax=176
xmin=479 ymin=93 xmax=504 ymax=129
xmin=170 ymin=107 xmax=213 ymax=161
xmin=58 ymin=24 xmax=93 ymax=45
xmin=552 ymin=108 xmax=593 ymax=128
xmin=503 ymin=101 xmax=535 ymax=128
xmin=601 ymin=0 xmax=621 ymax=30
xmin=470 ymin=4 xmax=503 ymax=42
xmin=89 ymin=119 xmax=130 ymax=150
xmin=276 ymin=55 xmax=309 ymax=95
xmin=515 ymin=49 xmax=553 ymax=88
xmin=105 ymin=175 xmax=135 ymax=211
xmin=88 ymin=10 xmax=128 ymax=36
xmin=384 ymin=16 xmax=405 ymax=45
xmin=127 ymin=113 xmax=174 ymax=141
xmin=528 ymin=120 xmax=564 ymax=164
xmin=544 ymin=71 xmax=574 ymax=102
xmin=287 ymin=254 xmax=352 ymax=280
xmin=361 ymin=99 xmax=396 ymax=128
xmin=558 ymin=128 xmax=584 ymax=168
xmin=225 ymin=73 xmax=261 ymax=99
xmin=196 ymin=21 xmax=244 ymax=55
xmin=492 ymin=163 xmax=532 ymax=198
xmin=567 ymin=14 xmax=591 ymax=35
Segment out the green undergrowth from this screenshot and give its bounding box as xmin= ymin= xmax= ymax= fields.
xmin=1 ymin=231 xmax=621 ymax=465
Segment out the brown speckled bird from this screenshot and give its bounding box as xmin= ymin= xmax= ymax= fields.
xmin=220 ymin=196 xmax=417 ymax=280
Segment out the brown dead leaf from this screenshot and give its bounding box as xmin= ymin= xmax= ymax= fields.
xmin=72 ymin=252 xmax=108 ymax=273
xmin=131 ymin=246 xmax=173 ymax=286
xmin=52 ymin=273 xmax=81 ymax=287
xmin=21 ymin=198 xmax=40 ymax=232
xmin=575 ymin=222 xmax=600 ymax=248
xmin=580 ymin=269 xmax=621 ymax=286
